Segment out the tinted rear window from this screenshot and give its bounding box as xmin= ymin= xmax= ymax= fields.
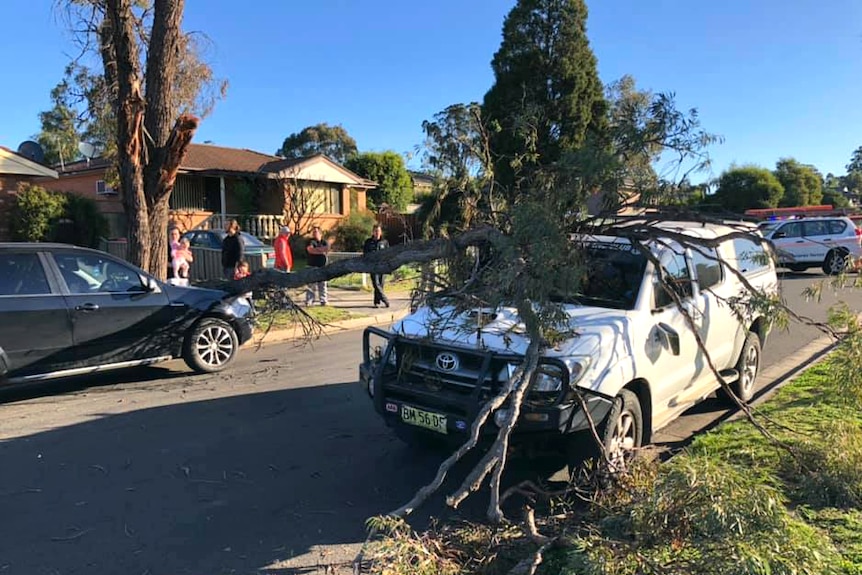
xmin=0 ymin=253 xmax=51 ymax=296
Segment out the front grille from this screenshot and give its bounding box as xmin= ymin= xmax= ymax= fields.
xmin=392 ymin=340 xmax=517 ymax=399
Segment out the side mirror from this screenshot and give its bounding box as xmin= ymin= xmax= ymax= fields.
xmin=772 ymin=231 xmax=786 ymax=239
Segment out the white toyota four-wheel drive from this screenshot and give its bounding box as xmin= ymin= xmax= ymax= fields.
xmin=360 ymin=220 xmax=779 ymax=465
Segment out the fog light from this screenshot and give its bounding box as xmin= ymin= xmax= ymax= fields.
xmin=494 ymin=408 xmax=510 ymax=427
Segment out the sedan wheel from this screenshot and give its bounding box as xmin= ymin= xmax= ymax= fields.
xmin=183 ymin=318 xmax=239 ymax=373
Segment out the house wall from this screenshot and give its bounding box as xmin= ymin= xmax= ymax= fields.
xmin=39 ymin=170 xmax=126 ymax=237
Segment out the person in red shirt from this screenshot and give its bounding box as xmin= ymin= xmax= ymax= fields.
xmin=273 ymin=225 xmax=293 ymax=272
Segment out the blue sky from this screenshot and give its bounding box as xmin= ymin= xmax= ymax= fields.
xmin=1 ymin=0 xmax=861 ymax=183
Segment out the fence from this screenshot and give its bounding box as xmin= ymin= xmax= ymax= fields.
xmin=197 ymin=213 xmax=283 ymax=240
xmin=376 ymin=211 xmax=419 ymax=245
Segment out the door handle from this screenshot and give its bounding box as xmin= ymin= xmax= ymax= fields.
xmin=795 ymin=240 xmax=805 ymax=243
xmin=75 ymin=303 xmax=100 ymax=312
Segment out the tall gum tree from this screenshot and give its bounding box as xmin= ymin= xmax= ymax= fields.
xmin=482 ymin=0 xmax=606 ymax=195
xmin=60 ymin=0 xmax=227 ymax=276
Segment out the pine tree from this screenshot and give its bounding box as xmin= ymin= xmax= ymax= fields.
xmin=482 ymin=0 xmax=606 ymax=194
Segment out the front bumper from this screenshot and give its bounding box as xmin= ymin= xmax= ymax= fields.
xmin=359 ymin=327 xmax=614 ymax=441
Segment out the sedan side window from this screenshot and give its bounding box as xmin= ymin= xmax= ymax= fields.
xmin=0 ymin=253 xmax=51 ymax=296
xmin=189 ymin=233 xmax=210 ymax=248
xmin=55 ymin=254 xmax=145 ymax=294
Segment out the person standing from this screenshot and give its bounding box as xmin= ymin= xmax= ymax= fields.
xmin=273 ymin=225 xmax=293 ymax=272
xmin=363 ymin=224 xmax=390 ymax=308
xmin=305 ymin=226 xmax=330 ymax=306
xmin=221 ymin=219 xmax=244 ymax=280
xmin=167 ymin=226 xmax=181 ymax=282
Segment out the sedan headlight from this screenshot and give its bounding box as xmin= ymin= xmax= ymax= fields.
xmin=224 ymin=296 xmax=253 ymax=318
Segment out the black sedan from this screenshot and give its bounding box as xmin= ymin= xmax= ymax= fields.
xmin=0 ymin=243 xmax=254 ymax=384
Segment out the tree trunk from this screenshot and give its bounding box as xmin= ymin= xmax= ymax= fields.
xmin=142 ymin=0 xmax=188 ymax=279
xmin=147 ymin=114 xmax=200 ymax=279
xmin=104 ymin=0 xmax=150 ymax=269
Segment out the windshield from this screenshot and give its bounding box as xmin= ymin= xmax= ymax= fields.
xmin=551 ymin=243 xmax=647 ymax=310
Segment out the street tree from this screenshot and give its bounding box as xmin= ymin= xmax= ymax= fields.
xmin=846 ymin=145 xmax=862 ymax=174
xmin=35 ymin=79 xmax=81 ymax=166
xmin=416 ymin=102 xmax=496 ymax=235
xmin=774 ymin=157 xmax=823 ymax=207
xmin=345 ymin=151 xmax=413 ymax=211
xmin=713 ymin=166 xmax=784 ymax=212
xmin=482 ymin=0 xmax=606 ymax=195
xmin=823 ymin=172 xmax=851 ymax=207
xmin=276 ymin=123 xmax=358 ymax=164
xmin=57 ymin=0 xmax=228 ymax=277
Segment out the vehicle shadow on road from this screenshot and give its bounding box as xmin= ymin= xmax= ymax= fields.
xmin=0 ymin=378 xmax=568 ymax=575
xmin=0 ymin=365 xmax=191 ymax=404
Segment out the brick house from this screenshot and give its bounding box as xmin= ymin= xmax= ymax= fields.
xmin=0 ymin=146 xmax=59 ymax=241
xmin=39 ymin=143 xmax=375 ymax=240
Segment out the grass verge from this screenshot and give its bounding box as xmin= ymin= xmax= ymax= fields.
xmin=363 ymin=355 xmax=862 ymax=575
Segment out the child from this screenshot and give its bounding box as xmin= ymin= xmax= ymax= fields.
xmin=171 ymin=237 xmax=194 ymax=286
xmin=233 ymin=260 xmax=251 ymax=280
xmin=233 ymin=260 xmax=254 ymax=302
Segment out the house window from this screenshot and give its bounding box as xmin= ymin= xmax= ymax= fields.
xmin=96 ymin=180 xmax=117 ymax=195
xmin=171 ymin=176 xmax=207 ymax=210
xmin=302 ymin=182 xmax=343 ymax=214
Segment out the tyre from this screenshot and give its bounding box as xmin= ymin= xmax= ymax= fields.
xmin=822 ymin=249 xmax=848 ymax=275
xmin=787 ymin=264 xmax=808 ymax=273
xmin=570 ymin=389 xmax=643 ymax=472
xmin=183 ymin=317 xmax=239 ymax=373
xmin=719 ymin=331 xmax=761 ymax=404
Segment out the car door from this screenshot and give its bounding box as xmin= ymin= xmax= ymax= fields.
xmin=50 ymin=251 xmax=176 ymax=366
xmin=690 ymin=243 xmax=741 ymax=374
xmin=801 ymin=220 xmax=832 ymax=262
xmin=644 ymin=248 xmax=702 ymax=429
xmin=770 ymin=221 xmax=812 ymax=263
xmin=0 ymin=250 xmax=76 ymax=378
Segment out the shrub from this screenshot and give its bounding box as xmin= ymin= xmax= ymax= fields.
xmin=52 ymin=193 xmax=110 ymax=248
xmin=10 ymin=184 xmax=67 ymax=242
xmin=332 ymin=211 xmax=377 ymax=252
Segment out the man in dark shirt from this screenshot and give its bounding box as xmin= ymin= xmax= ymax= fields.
xmin=305 ymin=226 xmax=330 ymax=305
xmin=363 ymin=224 xmax=389 ymax=308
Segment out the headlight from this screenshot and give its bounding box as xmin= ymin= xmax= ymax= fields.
xmin=224 ymin=296 xmax=252 ymax=318
xmin=565 ymin=357 xmax=591 ymax=388
xmin=533 ymin=364 xmax=565 ymax=392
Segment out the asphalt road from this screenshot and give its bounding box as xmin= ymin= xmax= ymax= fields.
xmin=0 ymin=271 xmax=858 ymax=575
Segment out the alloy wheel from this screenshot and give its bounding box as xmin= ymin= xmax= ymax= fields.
xmin=195 ymin=324 xmax=235 ymax=367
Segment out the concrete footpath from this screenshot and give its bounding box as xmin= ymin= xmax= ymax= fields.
xmin=250 ymin=286 xmax=414 ymax=346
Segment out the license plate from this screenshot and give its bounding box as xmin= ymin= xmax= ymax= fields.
xmin=400 ymin=405 xmax=447 ymax=434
